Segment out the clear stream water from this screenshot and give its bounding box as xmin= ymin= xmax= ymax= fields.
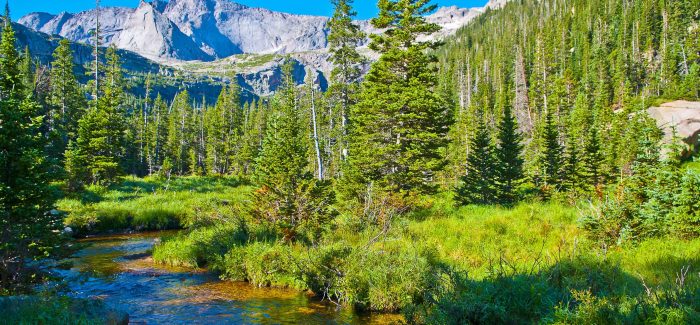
xmin=56 ymin=232 xmax=401 ymax=324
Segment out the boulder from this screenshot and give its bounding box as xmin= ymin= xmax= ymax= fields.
xmin=647 ymin=100 xmax=700 ymax=148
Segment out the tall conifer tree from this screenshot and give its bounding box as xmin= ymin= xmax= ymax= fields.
xmin=0 ymin=5 xmax=61 ymax=293
xmin=494 ymin=105 xmax=524 ymax=204
xmin=456 ymin=118 xmax=497 ymax=205
xmin=48 ymin=39 xmax=86 ymax=158
xmin=347 ymin=0 xmax=452 ymax=198
xmin=253 ymin=61 xmax=335 ymax=242
xmin=327 ymin=0 xmax=365 ymax=171
xmin=65 ymin=46 xmax=126 ymax=187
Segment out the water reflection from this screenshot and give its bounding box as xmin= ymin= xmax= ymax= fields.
xmin=60 ymin=232 xmax=402 ymax=324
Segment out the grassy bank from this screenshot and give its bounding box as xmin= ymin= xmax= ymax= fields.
xmin=59 ymin=176 xmax=699 ymax=322
xmin=57 ymin=176 xmax=252 ymax=235
xmin=151 ymin=190 xmax=700 ymax=321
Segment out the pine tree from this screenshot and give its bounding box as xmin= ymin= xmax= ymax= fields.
xmin=239 ymin=100 xmax=267 ymax=176
xmin=253 ymin=61 xmax=335 ymax=242
xmin=0 ymin=7 xmax=61 ymax=293
xmin=346 ymin=0 xmax=452 ymax=198
xmin=20 ymin=46 xmax=34 ymax=97
xmin=494 ymin=104 xmax=524 ymax=204
xmin=455 ymin=118 xmax=497 ymax=205
xmin=205 ymin=88 xmax=230 ymax=174
xmin=147 ymin=94 xmax=169 ymax=175
xmin=327 ymin=0 xmax=365 ymax=171
xmin=537 ymin=109 xmax=565 ymax=191
xmin=65 ymin=46 xmax=126 ymax=187
xmin=165 ymin=90 xmax=193 ymax=175
xmin=0 ymin=7 xmax=21 ymax=100
xmin=48 ymin=39 xmax=86 ymax=159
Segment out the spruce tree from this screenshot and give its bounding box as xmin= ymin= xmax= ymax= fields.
xmin=239 ymin=100 xmax=267 ymax=176
xmin=253 ymin=61 xmax=335 ymax=242
xmin=48 ymin=39 xmax=86 ymax=159
xmin=205 ymin=88 xmax=229 ymax=174
xmin=0 ymin=8 xmax=61 ymax=293
xmin=65 ymin=46 xmax=126 ymax=187
xmin=165 ymin=90 xmax=193 ymax=175
xmin=0 ymin=7 xmax=21 ymax=100
xmin=456 ymin=118 xmax=497 ymax=205
xmin=537 ymin=109 xmax=565 ymax=191
xmin=494 ymin=105 xmax=524 ymax=204
xmin=147 ymin=94 xmax=169 ymax=175
xmin=327 ymin=0 xmax=365 ymax=170
xmin=347 ymin=0 xmax=452 ymax=198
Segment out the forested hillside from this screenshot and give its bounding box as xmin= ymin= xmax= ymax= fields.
xmin=439 ymin=0 xmax=699 ymax=188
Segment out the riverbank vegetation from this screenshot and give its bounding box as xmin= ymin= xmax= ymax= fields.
xmin=56 ymin=176 xmax=250 ymax=235
xmin=150 ymin=191 xmax=700 ymax=322
xmin=2 ymin=0 xmax=699 ymax=323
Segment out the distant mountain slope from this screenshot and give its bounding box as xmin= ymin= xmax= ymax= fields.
xmin=19 ymin=0 xmax=499 ymax=63
xmin=15 ymin=0 xmax=509 ymax=103
xmin=114 ymin=1 xmax=212 ymax=61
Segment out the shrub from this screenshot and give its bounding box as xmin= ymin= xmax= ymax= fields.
xmin=582 ymin=165 xmax=700 ymax=245
xmin=342 ymin=244 xmax=433 ymax=312
xmin=153 ymin=223 xmax=248 ymax=268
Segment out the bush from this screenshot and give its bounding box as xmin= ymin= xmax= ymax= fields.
xmin=406 ymin=251 xmax=700 ymax=325
xmin=343 ymin=245 xmax=433 ymax=312
xmin=153 ymin=223 xmax=248 ymax=268
xmin=582 ymin=167 xmax=700 ymax=245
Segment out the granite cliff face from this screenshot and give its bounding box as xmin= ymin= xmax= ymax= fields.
xmin=20 ymin=0 xmax=501 ymax=63
xmin=17 ymin=0 xmax=507 ymax=99
xmin=20 ymin=0 xmax=331 ymax=61
xmin=114 ymin=1 xmax=212 ymax=61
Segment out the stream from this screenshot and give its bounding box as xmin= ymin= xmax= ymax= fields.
xmin=55 ymin=232 xmax=401 ymax=324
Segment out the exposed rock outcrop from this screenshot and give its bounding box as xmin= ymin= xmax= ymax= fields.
xmin=648 ymin=100 xmax=700 ymax=148
xmin=114 ymin=1 xmax=212 ymax=61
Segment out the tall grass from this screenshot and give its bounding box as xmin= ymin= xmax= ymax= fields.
xmin=152 ymin=193 xmax=700 ymax=318
xmin=57 ymin=176 xmax=252 ymax=234
xmin=79 ymin=177 xmax=698 ymax=319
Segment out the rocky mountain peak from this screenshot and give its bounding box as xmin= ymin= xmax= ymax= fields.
xmin=18 ymin=0 xmax=504 ymax=64
xmin=115 ymin=0 xmax=212 ymax=61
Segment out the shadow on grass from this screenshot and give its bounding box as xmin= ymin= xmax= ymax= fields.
xmin=418 ymin=254 xmax=700 ymax=324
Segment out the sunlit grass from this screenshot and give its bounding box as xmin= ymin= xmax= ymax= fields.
xmin=57 ymin=175 xmax=253 ymax=234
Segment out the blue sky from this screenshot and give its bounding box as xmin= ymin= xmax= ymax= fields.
xmin=9 ymin=0 xmax=488 ymax=20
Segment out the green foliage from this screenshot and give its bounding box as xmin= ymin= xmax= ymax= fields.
xmin=494 ymin=104 xmax=525 ymax=204
xmin=47 ymin=39 xmax=86 ymax=161
xmin=58 ymin=176 xmax=251 ymax=235
xmin=252 ymin=61 xmax=336 ymax=242
xmin=455 ymin=118 xmax=497 ymax=205
xmin=153 ymin=223 xmax=248 ymax=268
xmin=0 ymin=14 xmax=61 ymax=294
xmin=65 ymin=46 xmax=127 ymax=188
xmin=346 ymin=0 xmax=452 ymax=197
xmin=0 ymin=295 xmax=127 ymax=324
xmin=437 ymin=0 xmax=700 ymax=197
xmin=408 ymin=256 xmax=700 ymax=324
xmin=536 ymin=109 xmax=566 ymax=192
xmin=204 ymin=84 xmax=243 ymax=175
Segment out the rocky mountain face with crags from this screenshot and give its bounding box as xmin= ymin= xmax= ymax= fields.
xmin=18 ymin=0 xmax=505 ymax=99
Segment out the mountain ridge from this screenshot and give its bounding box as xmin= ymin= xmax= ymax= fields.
xmin=19 ymin=0 xmax=498 ymax=64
